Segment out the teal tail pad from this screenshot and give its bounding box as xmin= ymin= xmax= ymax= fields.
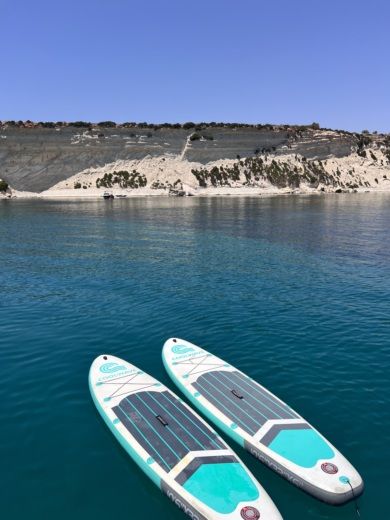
xmin=179 ymin=458 xmax=260 ymax=514
xmin=192 ymin=370 xmax=298 ymax=436
xmin=112 ymin=390 xmax=224 ymax=472
xmin=261 ymin=423 xmax=335 ymax=468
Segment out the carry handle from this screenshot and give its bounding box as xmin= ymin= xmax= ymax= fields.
xmin=231 ymin=389 xmax=244 ymax=399
xmin=156 ymin=415 xmax=168 ymax=426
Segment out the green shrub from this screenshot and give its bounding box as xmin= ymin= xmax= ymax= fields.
xmin=188 ymin=129 xmax=215 ymax=140
xmin=190 ymin=154 xmax=340 ymax=189
xmin=97 ymin=121 xmax=116 ymax=127
xmin=0 ymin=179 xmax=9 ymax=192
xmin=96 ymin=170 xmax=147 ymax=189
xmin=151 ymin=180 xmax=166 ymax=189
xmin=69 ymin=121 xmax=91 ymax=128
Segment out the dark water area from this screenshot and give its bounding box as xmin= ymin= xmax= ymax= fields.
xmin=1 ymin=194 xmax=389 ymax=519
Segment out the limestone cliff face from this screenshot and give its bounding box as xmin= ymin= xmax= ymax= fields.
xmin=0 ymin=124 xmax=358 ymax=192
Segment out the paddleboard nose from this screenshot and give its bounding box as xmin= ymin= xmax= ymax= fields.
xmin=163 ymin=337 xmax=200 ymax=359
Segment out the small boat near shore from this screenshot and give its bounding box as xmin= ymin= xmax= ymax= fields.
xmin=168 ymin=188 xmax=186 ymax=197
xmin=103 ymin=192 xmax=114 ymax=199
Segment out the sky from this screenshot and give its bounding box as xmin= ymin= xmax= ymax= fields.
xmin=1 ymin=0 xmax=389 ymax=132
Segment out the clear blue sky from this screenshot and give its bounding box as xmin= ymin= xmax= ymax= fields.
xmin=1 ymin=0 xmax=389 ymax=132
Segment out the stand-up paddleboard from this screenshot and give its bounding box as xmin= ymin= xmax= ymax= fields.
xmin=163 ymin=339 xmax=364 ymax=506
xmin=89 ymin=355 xmax=283 ymax=520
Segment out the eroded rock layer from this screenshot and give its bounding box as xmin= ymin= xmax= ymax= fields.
xmin=0 ymin=124 xmax=361 ymax=192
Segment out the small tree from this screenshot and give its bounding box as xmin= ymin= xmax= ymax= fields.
xmin=97 ymin=121 xmax=116 ymax=127
xmin=0 ymin=179 xmax=9 ymax=192
xmin=70 ymin=121 xmax=91 ymax=128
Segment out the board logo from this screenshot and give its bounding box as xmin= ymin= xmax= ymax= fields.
xmin=171 ymin=345 xmax=195 ymax=355
xmin=241 ymin=506 xmax=260 ymax=519
xmin=165 ymin=488 xmax=201 ymax=520
xmin=100 ymin=362 xmax=126 ymax=374
xmin=321 ymin=462 xmax=339 ymax=474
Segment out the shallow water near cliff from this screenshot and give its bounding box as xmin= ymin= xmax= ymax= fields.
xmin=1 ymin=194 xmax=389 ymax=519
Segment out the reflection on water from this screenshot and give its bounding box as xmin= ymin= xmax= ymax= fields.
xmin=1 ymin=194 xmax=389 ymax=519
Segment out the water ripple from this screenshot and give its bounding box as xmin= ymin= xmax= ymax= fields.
xmin=1 ymin=195 xmax=389 ymax=519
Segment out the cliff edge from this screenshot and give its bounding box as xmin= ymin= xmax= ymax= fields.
xmin=0 ymin=121 xmax=389 ymax=194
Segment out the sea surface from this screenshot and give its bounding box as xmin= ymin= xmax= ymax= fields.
xmin=1 ymin=194 xmax=389 ymax=520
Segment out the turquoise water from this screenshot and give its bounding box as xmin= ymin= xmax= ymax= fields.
xmin=1 ymin=194 xmax=389 ymax=519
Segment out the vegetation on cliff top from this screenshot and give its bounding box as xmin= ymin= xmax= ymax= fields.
xmin=1 ymin=120 xmax=378 ymax=137
xmin=189 ymin=132 xmax=214 ymax=141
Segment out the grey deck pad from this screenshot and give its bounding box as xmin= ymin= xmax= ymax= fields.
xmin=260 ymin=422 xmax=310 ymax=446
xmin=175 ymin=455 xmax=237 ymax=485
xmin=193 ymin=370 xmax=298 ymax=435
xmin=113 ymin=390 xmax=224 ymax=472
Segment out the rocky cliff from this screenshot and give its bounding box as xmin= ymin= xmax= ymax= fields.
xmin=0 ymin=122 xmax=370 ymax=192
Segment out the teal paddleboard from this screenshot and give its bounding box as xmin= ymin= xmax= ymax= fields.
xmin=163 ymin=338 xmax=364 ymax=505
xmin=90 ymin=354 xmax=283 ymax=519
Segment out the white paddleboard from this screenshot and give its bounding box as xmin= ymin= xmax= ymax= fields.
xmin=162 ymin=339 xmax=364 ymax=505
xmin=89 ymin=354 xmax=283 ymax=520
